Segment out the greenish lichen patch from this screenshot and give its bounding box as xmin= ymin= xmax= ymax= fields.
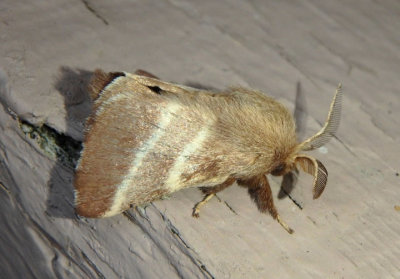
xmin=19 ymin=120 xmax=82 ymax=168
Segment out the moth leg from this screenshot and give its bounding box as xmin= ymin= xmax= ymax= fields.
xmin=192 ymin=193 xmax=215 ymax=218
xmin=238 ymin=175 xmax=294 ymax=234
xmin=276 ymin=215 xmax=293 ymax=234
xmin=192 ymin=178 xmax=236 ymax=218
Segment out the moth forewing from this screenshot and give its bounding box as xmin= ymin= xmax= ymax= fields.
xmin=134 ymin=69 xmax=160 ymax=79
xmin=75 ymin=74 xmax=173 ymax=217
xmin=75 ymin=70 xmax=235 ymax=218
xmin=128 ymin=73 xmax=201 ymax=96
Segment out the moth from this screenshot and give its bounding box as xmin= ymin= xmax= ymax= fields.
xmin=74 ymin=69 xmax=342 ymax=234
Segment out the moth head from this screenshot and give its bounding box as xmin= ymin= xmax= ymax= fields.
xmin=276 ymin=84 xmax=342 ymax=199
xmin=271 ymin=161 xmax=295 ymax=177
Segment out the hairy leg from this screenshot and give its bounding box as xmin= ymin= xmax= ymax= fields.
xmin=238 ymin=175 xmax=294 ymax=234
xmin=192 ymin=178 xmax=236 ymax=218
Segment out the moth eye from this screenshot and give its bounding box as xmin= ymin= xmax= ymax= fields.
xmin=271 ymin=163 xmax=286 ymax=176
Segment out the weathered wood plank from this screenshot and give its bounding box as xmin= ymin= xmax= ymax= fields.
xmin=1 ymin=0 xmax=399 ymax=278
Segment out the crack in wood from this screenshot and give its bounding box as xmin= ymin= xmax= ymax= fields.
xmin=81 ymin=251 xmax=107 ymax=279
xmin=29 ymin=219 xmax=98 ymax=278
xmin=158 ymin=210 xmax=215 ymax=279
xmin=81 ymin=0 xmax=109 ymax=25
xmin=122 ymin=211 xmax=190 ymax=278
xmin=124 ymin=209 xmax=215 ymax=279
xmin=307 ymin=216 xmax=317 ymax=225
xmin=17 ymin=119 xmax=82 ymax=168
xmin=51 ymin=254 xmax=63 ymax=279
xmin=0 ymin=181 xmax=11 ymax=196
xmin=0 ymin=177 xmax=101 ymax=278
xmin=215 ymin=194 xmax=238 ymax=215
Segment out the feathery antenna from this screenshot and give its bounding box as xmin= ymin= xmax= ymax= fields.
xmin=300 ymin=84 xmax=342 ymax=151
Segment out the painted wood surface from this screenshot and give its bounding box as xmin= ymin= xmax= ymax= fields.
xmin=1 ymin=1 xmax=399 ymax=278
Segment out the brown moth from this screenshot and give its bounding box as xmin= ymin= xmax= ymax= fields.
xmin=74 ymin=69 xmax=342 ymax=234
